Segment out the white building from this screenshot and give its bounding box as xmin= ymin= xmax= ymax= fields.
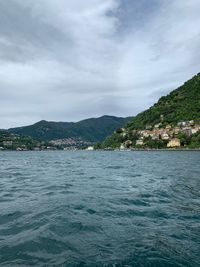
xmin=86 ymin=146 xmax=94 ymax=151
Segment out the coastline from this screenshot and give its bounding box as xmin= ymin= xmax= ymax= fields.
xmin=1 ymin=148 xmax=200 ymax=152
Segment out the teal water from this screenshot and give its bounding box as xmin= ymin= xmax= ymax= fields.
xmin=0 ymin=151 xmax=200 ymax=267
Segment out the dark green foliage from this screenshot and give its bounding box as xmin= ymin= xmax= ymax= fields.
xmin=189 ymin=131 xmax=200 ymax=148
xmin=8 ymin=116 xmax=132 ymax=142
xmin=101 ymin=133 xmax=125 ymax=148
xmin=0 ymin=130 xmax=45 ymax=150
xmin=177 ymin=133 xmax=191 ymax=146
xmin=9 ymin=120 xmax=74 ymax=141
xmin=144 ymin=139 xmax=167 ymax=149
xmin=126 ymin=73 xmax=200 ymax=129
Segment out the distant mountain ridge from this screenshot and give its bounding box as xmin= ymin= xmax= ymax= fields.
xmin=8 ymin=115 xmax=132 ymax=142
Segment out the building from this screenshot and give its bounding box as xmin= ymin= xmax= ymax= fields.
xmin=3 ymin=141 xmax=13 ymax=146
xmin=145 ymin=125 xmax=152 ymax=130
xmin=136 ymin=139 xmax=144 ymax=146
xmin=86 ymin=146 xmax=94 ymax=151
xmin=161 ymin=133 xmax=169 ymax=140
xmin=165 ymin=124 xmax=172 ymax=130
xmin=178 ymin=121 xmax=186 ymax=127
xmin=167 ymin=138 xmax=181 ymax=148
xmin=152 ymin=134 xmax=159 ymax=140
xmin=120 ymin=144 xmax=125 ymax=150
xmin=142 ymin=130 xmax=151 ymax=138
xmin=191 ymin=128 xmax=199 ymax=134
xmin=154 ymin=123 xmax=162 ymax=129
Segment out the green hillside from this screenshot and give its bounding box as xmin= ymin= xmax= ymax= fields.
xmin=127 ymin=73 xmax=200 ymax=129
xmin=0 ymin=130 xmax=45 ymax=150
xmin=100 ymin=73 xmax=200 ymax=149
xmin=9 ymin=116 xmax=132 ymax=142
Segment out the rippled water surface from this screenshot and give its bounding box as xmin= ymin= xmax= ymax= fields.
xmin=0 ymin=151 xmax=200 ymax=267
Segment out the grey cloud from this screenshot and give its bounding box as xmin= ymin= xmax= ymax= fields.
xmin=0 ymin=0 xmax=75 ymax=64
xmin=0 ymin=0 xmax=200 ymax=128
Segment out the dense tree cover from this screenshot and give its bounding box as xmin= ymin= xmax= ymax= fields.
xmin=9 ymin=116 xmax=132 ymax=142
xmin=189 ymin=131 xmax=200 ymax=148
xmin=101 ymin=73 xmax=200 ymax=148
xmin=126 ymin=73 xmax=200 ymax=130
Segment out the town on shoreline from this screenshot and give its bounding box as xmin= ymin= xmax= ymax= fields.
xmin=0 ymin=119 xmax=200 ymax=152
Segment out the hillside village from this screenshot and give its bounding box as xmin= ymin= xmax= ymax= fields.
xmin=99 ymin=73 xmax=200 ymax=150
xmin=49 ymin=138 xmax=93 ymax=149
xmin=116 ymin=118 xmax=200 ymax=149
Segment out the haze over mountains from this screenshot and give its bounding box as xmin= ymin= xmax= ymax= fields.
xmin=8 ymin=116 xmax=132 ymax=142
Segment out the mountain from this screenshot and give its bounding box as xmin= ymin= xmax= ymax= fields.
xmin=8 ymin=116 xmax=132 ymax=142
xmin=100 ymin=73 xmax=200 ymax=149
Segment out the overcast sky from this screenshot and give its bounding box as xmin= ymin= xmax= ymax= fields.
xmin=0 ymin=0 xmax=200 ymax=128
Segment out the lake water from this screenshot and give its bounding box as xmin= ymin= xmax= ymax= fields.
xmin=0 ymin=151 xmax=200 ymax=267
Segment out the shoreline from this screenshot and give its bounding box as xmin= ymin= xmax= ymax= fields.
xmin=0 ymin=148 xmax=200 ymax=152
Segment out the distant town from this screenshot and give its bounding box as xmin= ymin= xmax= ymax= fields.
xmin=0 ymin=131 xmax=93 ymax=151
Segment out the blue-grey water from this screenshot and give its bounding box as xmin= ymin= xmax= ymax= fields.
xmin=0 ymin=151 xmax=200 ymax=267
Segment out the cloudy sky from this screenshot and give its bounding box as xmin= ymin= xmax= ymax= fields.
xmin=0 ymin=0 xmax=200 ymax=128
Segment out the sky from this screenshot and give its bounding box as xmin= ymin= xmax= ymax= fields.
xmin=0 ymin=0 xmax=200 ymax=128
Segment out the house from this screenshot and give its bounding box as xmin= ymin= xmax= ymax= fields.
xmin=145 ymin=125 xmax=152 ymax=130
xmin=191 ymin=128 xmax=199 ymax=134
xmin=120 ymin=144 xmax=125 ymax=150
xmin=178 ymin=121 xmax=186 ymax=127
xmin=154 ymin=123 xmax=162 ymax=129
xmin=136 ymin=139 xmax=144 ymax=146
xmin=86 ymin=146 xmax=94 ymax=151
xmin=3 ymin=141 xmax=13 ymax=146
xmin=143 ymin=132 xmax=151 ymax=138
xmin=167 ymin=138 xmax=181 ymax=148
xmin=152 ymin=134 xmax=159 ymax=140
xmin=165 ymin=124 xmax=172 ymax=130
xmin=161 ymin=133 xmax=169 ymax=140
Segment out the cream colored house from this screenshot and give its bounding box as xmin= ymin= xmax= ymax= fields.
xmin=167 ymin=138 xmax=181 ymax=148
